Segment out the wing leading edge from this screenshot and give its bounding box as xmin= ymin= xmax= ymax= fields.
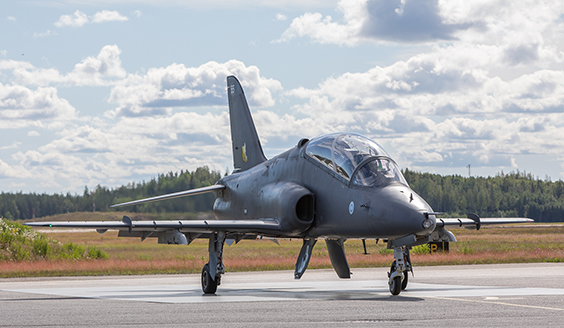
xmin=110 ymin=184 xmax=225 ymax=208
xmin=25 ymin=216 xmax=281 ymax=235
xmin=436 ymin=217 xmax=533 ymax=229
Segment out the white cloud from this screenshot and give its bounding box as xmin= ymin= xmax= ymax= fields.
xmin=275 ymin=11 xmax=357 ymax=45
xmin=6 ymin=45 xmax=126 ymax=86
xmin=275 ymin=13 xmax=287 ymax=21
xmin=54 ymin=10 xmax=89 ymax=28
xmin=278 ymin=0 xmax=469 ymax=45
xmin=28 ymin=131 xmax=40 ymax=137
xmin=68 ymin=44 xmax=127 ymax=85
xmin=134 ymin=10 xmax=142 ymax=18
xmin=0 ymin=159 xmax=31 ymax=179
xmin=0 ymin=83 xmax=77 ymax=127
xmin=33 ymin=30 xmax=56 ymax=38
xmin=277 ymin=0 xmax=564 ymax=52
xmin=10 ymin=113 xmax=233 ymax=191
xmin=54 ymin=10 xmax=128 ymax=28
xmin=0 ymin=50 xmax=6 ymax=57
xmin=7 ymin=16 xmax=16 ymax=21
xmin=0 ymin=142 xmax=21 ymax=150
xmin=107 ymin=59 xmax=282 ymax=117
xmin=281 ymin=9 xmax=564 ymax=173
xmin=91 ymin=10 xmax=129 ymax=23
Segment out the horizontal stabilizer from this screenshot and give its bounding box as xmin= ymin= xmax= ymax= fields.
xmin=110 ymin=184 xmax=225 ymax=208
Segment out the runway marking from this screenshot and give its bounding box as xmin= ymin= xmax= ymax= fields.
xmin=432 ymin=296 xmax=564 ymax=312
xmin=5 ymin=279 xmax=564 ymax=304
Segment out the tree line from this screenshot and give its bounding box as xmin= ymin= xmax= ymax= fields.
xmin=0 ymin=167 xmax=222 ymax=220
xmin=403 ymin=169 xmax=564 ymax=222
xmin=1 ymin=166 xmax=563 ymax=222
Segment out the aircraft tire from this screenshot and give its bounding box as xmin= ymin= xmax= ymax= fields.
xmin=201 ymin=263 xmax=217 ymax=294
xmin=389 ymin=276 xmax=402 ymax=295
xmin=390 ymin=260 xmax=408 ymax=290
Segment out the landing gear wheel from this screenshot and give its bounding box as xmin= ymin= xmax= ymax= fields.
xmin=201 ymin=263 xmax=217 ymax=294
xmin=389 ymin=275 xmax=402 ymax=296
xmin=390 ymin=260 xmax=408 ymax=290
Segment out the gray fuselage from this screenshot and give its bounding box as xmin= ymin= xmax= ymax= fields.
xmin=214 ymin=140 xmax=436 ymax=240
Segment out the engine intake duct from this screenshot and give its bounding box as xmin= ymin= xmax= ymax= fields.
xmin=260 ymin=182 xmax=314 ymax=235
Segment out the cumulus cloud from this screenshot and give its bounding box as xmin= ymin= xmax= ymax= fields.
xmin=11 ymin=112 xmax=233 ymax=191
xmin=55 ymin=10 xmax=128 ymax=28
xmin=276 ymin=0 xmax=474 ymax=45
xmin=0 ymin=83 xmax=76 ymax=127
xmin=0 ymin=159 xmax=31 ymax=179
xmin=91 ymin=10 xmax=129 ymax=23
xmin=54 ymin=10 xmax=89 ymax=27
xmin=282 ymin=11 xmax=564 ymax=173
xmin=5 ymin=45 xmax=126 ymax=86
xmin=360 ymin=0 xmax=473 ymax=42
xmin=0 ymin=46 xmax=288 ymax=190
xmin=277 ymin=0 xmax=564 ymax=60
xmin=107 ymin=60 xmax=282 ymax=117
xmin=68 ymin=44 xmax=127 ymax=85
xmin=4 ymin=0 xmax=564 ymax=192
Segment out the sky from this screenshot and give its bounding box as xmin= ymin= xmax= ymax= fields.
xmin=1 ymin=0 xmax=564 ymax=194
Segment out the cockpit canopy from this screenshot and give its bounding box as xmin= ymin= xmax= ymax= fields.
xmin=306 ymin=133 xmax=408 ymax=187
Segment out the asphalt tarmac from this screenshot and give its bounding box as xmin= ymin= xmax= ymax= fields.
xmin=1 ymin=263 xmax=564 ymax=327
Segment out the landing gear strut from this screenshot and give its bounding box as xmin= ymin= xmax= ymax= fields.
xmin=388 ymin=246 xmax=412 ymax=296
xmin=201 ymin=232 xmax=226 ymax=294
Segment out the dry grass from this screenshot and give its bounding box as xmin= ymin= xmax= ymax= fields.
xmin=2 ymin=223 xmax=563 ymax=277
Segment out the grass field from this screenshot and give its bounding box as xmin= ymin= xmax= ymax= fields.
xmin=2 ymin=213 xmax=563 ymax=278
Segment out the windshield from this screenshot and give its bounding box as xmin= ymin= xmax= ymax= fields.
xmin=306 ymin=133 xmax=391 ymax=180
xmin=352 ymin=157 xmax=408 ymax=187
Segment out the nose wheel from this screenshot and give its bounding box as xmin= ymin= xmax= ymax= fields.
xmin=389 ymin=260 xmax=408 ymax=291
xmin=387 ymin=246 xmax=412 ymax=296
xmin=389 ymin=274 xmax=402 ymax=295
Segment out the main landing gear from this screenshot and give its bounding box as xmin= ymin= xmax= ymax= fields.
xmin=387 ymin=246 xmax=412 ymax=296
xmin=201 ymin=232 xmax=226 ymax=294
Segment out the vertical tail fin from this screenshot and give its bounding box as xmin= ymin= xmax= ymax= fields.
xmin=227 ymin=76 xmax=267 ymax=171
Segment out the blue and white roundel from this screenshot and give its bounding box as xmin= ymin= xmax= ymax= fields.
xmin=349 ymin=201 xmax=354 ymax=215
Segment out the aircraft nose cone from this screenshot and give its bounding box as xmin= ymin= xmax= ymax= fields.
xmin=369 ymin=185 xmax=435 ymax=237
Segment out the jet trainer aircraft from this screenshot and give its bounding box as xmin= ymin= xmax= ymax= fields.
xmin=27 ymin=76 xmax=532 ymax=296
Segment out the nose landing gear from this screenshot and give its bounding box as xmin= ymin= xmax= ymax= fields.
xmin=387 ymin=246 xmax=412 ymax=295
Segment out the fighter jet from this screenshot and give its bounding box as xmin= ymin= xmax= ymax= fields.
xmin=27 ymin=76 xmax=532 ymax=296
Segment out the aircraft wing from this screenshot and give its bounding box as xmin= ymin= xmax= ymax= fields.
xmin=25 ymin=184 xmax=287 ymax=241
xmin=435 ymin=216 xmax=533 ymax=230
xmin=25 ymin=217 xmax=281 ymax=235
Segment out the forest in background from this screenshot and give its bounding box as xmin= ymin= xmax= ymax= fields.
xmin=0 ymin=167 xmax=222 ymax=220
xmin=1 ymin=166 xmax=563 ymax=222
